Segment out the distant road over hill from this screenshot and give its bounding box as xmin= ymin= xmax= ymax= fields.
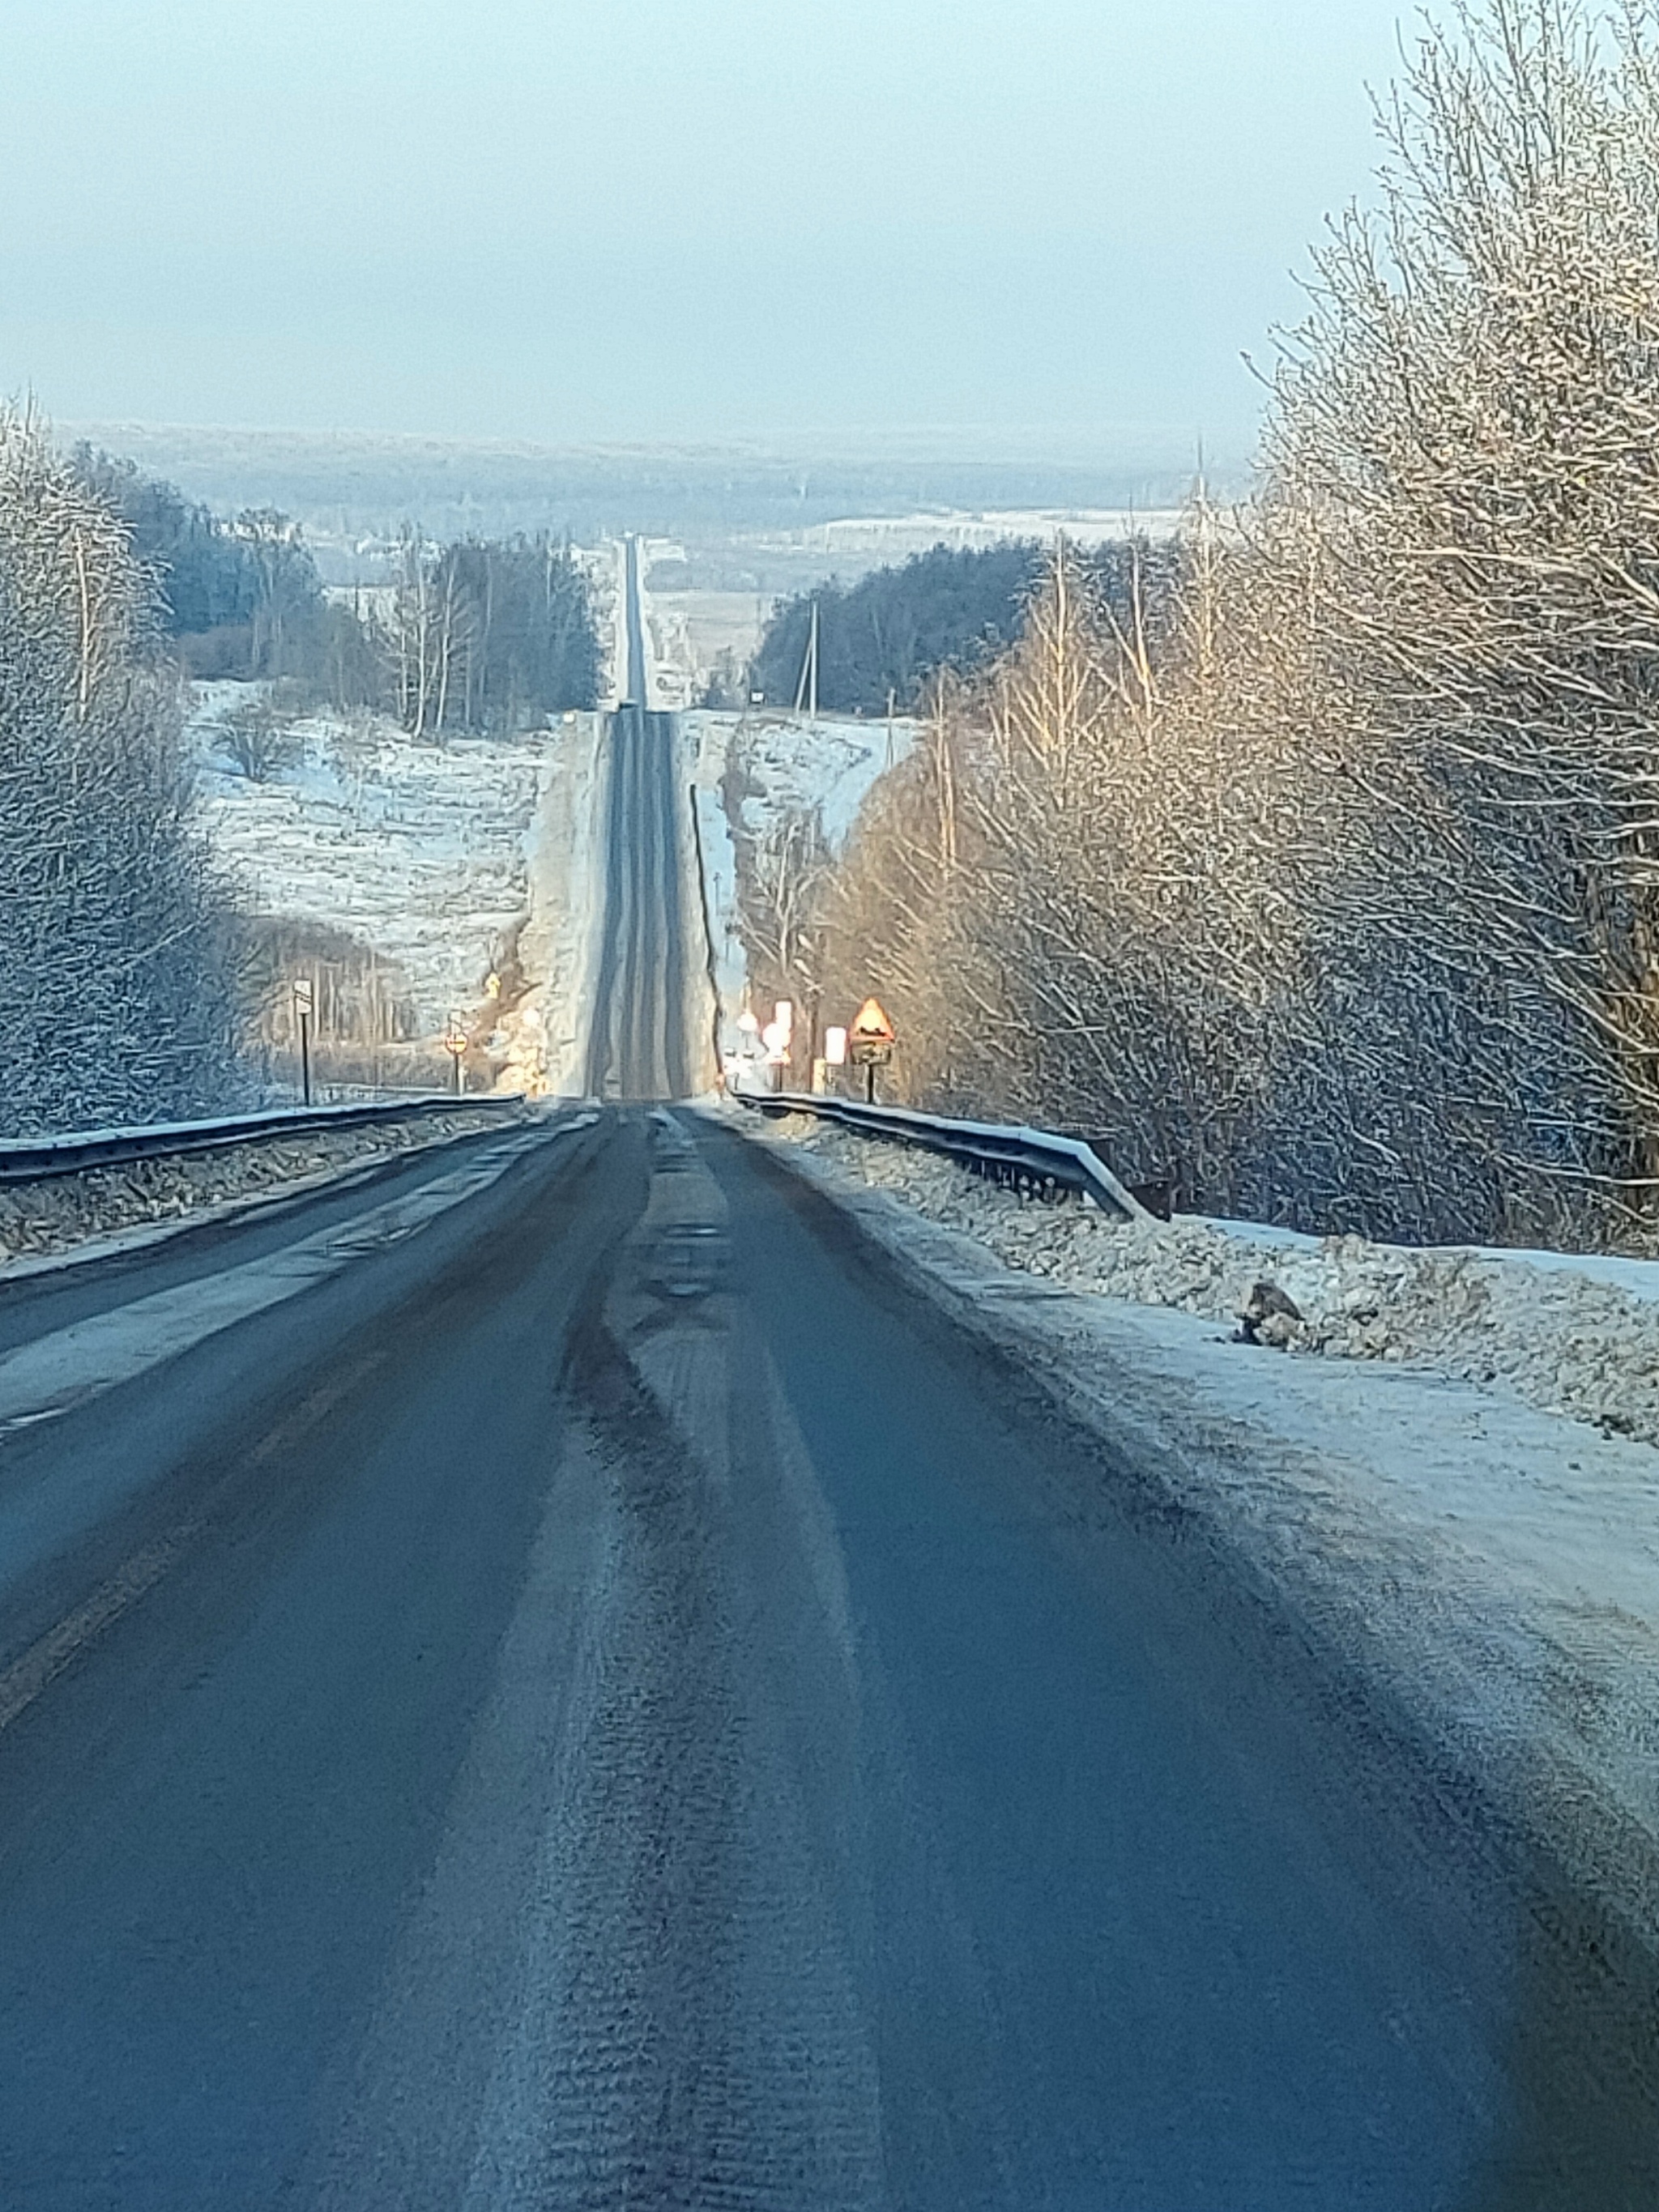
xmin=582 ymin=537 xmax=710 ymax=1100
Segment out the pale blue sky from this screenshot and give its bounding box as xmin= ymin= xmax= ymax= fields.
xmin=0 ymin=0 xmax=1414 ymax=456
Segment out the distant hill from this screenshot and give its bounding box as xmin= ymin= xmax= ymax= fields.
xmin=58 ymin=424 xmax=1235 ymax=556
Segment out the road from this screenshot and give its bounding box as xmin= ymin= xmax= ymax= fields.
xmin=582 ymin=539 xmax=705 ymax=1101
xmin=0 ymin=1106 xmax=1656 ymax=2206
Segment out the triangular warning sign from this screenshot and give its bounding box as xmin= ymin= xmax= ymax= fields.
xmin=849 ymin=997 xmax=896 ymax=1045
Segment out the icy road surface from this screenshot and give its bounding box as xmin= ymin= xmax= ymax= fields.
xmin=0 ymin=1109 xmax=1653 ymax=2204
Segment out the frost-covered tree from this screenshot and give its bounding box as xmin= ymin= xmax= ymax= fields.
xmin=0 ymin=407 xmax=242 ymax=1134
xmin=813 ymin=2 xmax=1659 ymax=1247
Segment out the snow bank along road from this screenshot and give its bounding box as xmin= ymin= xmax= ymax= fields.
xmin=582 ymin=536 xmax=709 ymax=1101
xmin=0 ymin=1105 xmax=1655 ymax=2206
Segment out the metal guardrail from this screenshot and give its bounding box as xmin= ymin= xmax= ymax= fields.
xmin=0 ymin=1095 xmax=526 ymax=1186
xmin=737 ymin=1091 xmax=1151 ymax=1221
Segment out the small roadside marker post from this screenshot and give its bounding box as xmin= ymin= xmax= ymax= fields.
xmin=442 ymin=1018 xmax=468 ymax=1097
xmin=292 ymin=978 xmax=315 ymax=1106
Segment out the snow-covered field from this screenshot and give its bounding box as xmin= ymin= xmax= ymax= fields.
xmin=738 ymin=1106 xmax=1659 ymax=1946
xmin=787 ymin=507 xmax=1185 ymax=561
xmin=190 ymin=685 xmax=552 ymax=1041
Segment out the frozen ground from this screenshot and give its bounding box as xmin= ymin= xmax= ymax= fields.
xmin=190 ymin=687 xmax=550 ymax=1041
xmin=736 ymin=1106 xmax=1659 ymax=1948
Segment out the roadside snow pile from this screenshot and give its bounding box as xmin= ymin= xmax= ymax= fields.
xmin=190 ymin=687 xmax=549 ymax=1034
xmin=0 ymin=1107 xmax=516 ymax=1271
xmin=500 ymin=713 xmax=608 ymax=1097
xmin=771 ymin=1117 xmax=1659 ymax=1447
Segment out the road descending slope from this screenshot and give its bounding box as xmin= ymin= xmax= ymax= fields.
xmin=0 ymin=1108 xmax=1654 ymax=2206
xmin=582 ymin=539 xmax=705 ymax=1100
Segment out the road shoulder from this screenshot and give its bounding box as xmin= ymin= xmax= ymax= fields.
xmin=0 ymin=1107 xmax=533 ymax=1286
xmin=723 ymin=1106 xmax=1659 ymax=1958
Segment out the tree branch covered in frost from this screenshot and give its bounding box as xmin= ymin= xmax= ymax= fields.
xmin=808 ymin=0 xmax=1659 ymax=1248
xmin=0 ymin=406 xmax=243 ymax=1135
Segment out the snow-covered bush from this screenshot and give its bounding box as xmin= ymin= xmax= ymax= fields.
xmin=0 ymin=407 xmax=242 ymax=1134
xmin=815 ymin=1 xmax=1659 ymax=1251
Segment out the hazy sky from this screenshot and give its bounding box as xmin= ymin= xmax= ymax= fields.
xmin=0 ymin=0 xmax=1413 ymax=458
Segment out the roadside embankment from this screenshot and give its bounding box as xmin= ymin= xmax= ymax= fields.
xmin=735 ymin=1105 xmax=1659 ymax=1957
xmin=0 ymin=1106 xmax=524 ymax=1274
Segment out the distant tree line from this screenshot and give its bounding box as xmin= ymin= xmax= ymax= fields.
xmin=67 ymin=445 xmax=600 ymax=731
xmin=748 ymin=541 xmax=1183 ymax=717
xmin=68 ymin=447 xmax=331 ymax=685
xmin=750 ymin=544 xmax=1044 ymax=714
xmin=388 ymin=529 xmax=600 ymax=736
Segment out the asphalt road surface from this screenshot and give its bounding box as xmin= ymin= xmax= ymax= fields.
xmin=0 ymin=1108 xmax=1656 ymax=2208
xmin=583 ymin=539 xmax=701 ymax=1102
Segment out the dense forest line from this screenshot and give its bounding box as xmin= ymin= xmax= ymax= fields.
xmin=734 ymin=0 xmax=1659 ymax=1253
xmin=748 ymin=539 xmax=1187 ymax=716
xmin=68 ymin=445 xmax=601 ymax=731
xmin=748 ymin=545 xmax=1045 ymax=713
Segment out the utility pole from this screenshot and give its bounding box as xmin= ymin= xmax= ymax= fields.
xmin=793 ymin=597 xmax=820 ymax=722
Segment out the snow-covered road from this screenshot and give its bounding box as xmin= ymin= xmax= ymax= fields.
xmin=3 ymin=1108 xmax=1653 ymax=2202
xmin=579 ymin=538 xmax=715 ymax=1099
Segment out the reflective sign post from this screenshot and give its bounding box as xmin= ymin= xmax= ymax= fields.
xmin=442 ymin=1017 xmax=468 ymax=1097
xmin=846 ymin=998 xmax=896 ymax=1104
xmin=292 ymin=978 xmax=315 ymax=1106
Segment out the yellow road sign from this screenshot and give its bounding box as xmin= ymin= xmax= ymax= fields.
xmin=849 ymin=997 xmax=896 ymax=1046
